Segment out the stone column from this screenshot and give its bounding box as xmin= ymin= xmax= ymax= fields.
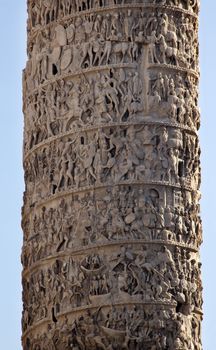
xmin=22 ymin=1 xmax=202 ymax=349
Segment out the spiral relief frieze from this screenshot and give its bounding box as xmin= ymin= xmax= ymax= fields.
xmin=22 ymin=1 xmax=202 ymax=349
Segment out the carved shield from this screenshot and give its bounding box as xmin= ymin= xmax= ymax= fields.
xmin=55 ymin=25 xmax=67 ymax=46
xmin=84 ymin=21 xmax=93 ymax=35
xmin=50 ymin=47 xmax=61 ymax=64
xmin=66 ymin=24 xmax=75 ymax=42
xmin=125 ymin=212 xmax=136 ymax=224
xmin=61 ymin=49 xmax=72 ymax=70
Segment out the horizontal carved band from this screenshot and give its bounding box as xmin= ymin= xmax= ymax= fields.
xmin=24 ymin=63 xmax=136 ymax=99
xmin=24 ymin=62 xmax=198 ymax=100
xmin=22 ymin=179 xmax=196 ymax=219
xmin=22 ymin=238 xmax=198 ymax=277
xmin=29 ymin=2 xmax=198 ymax=38
xmin=23 ymin=120 xmax=198 ymax=160
xmin=22 ymin=298 xmax=179 ymax=339
xmin=149 ymin=63 xmax=199 ymax=79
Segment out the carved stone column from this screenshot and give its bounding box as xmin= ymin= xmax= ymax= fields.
xmin=22 ymin=1 xmax=202 ymax=349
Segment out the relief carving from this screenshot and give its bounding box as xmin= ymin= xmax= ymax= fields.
xmin=22 ymin=1 xmax=202 ymax=349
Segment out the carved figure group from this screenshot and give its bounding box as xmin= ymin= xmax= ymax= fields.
xmin=22 ymin=1 xmax=202 ymax=349
xmin=28 ymin=0 xmax=200 ymax=31
xmin=24 ymin=8 xmax=198 ymax=93
xmin=23 ymin=125 xmax=200 ymax=209
xmin=22 ymin=183 xmax=202 ymax=272
xmin=22 ymin=244 xmax=202 ymax=338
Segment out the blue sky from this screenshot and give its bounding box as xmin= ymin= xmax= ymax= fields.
xmin=199 ymin=2 xmax=216 ymax=349
xmin=0 ymin=1 xmax=215 ymax=349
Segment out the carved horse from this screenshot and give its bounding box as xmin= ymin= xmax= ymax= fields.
xmin=158 ymin=34 xmax=178 ymax=66
xmin=100 ymin=41 xmax=137 ymax=65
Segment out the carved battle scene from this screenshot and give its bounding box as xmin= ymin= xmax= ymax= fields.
xmin=22 ymin=0 xmax=202 ymax=349
xmin=24 ymin=7 xmax=199 ymax=93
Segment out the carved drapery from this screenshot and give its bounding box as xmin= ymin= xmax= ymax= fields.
xmin=22 ymin=1 xmax=202 ymax=349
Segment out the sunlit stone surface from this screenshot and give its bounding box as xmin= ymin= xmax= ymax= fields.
xmin=22 ymin=1 xmax=202 ymax=349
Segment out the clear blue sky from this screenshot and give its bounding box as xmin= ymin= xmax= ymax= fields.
xmin=0 ymin=1 xmax=215 ymax=349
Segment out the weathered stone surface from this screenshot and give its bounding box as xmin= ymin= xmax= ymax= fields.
xmin=22 ymin=0 xmax=202 ymax=349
